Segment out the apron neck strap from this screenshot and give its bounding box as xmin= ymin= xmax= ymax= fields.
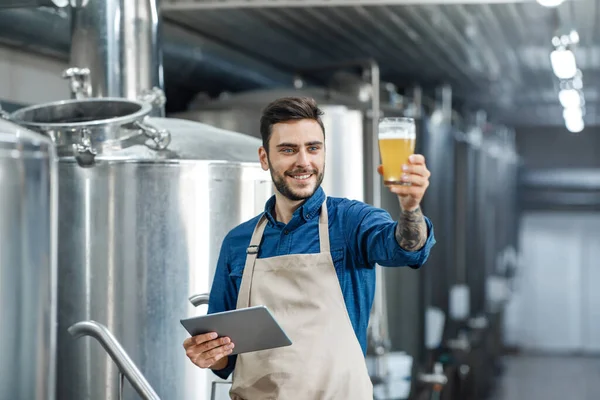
xmin=246 ymin=198 xmax=330 ymax=255
xmin=318 ymin=201 xmax=330 ymax=253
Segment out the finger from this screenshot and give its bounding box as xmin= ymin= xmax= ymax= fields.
xmin=193 ymin=343 xmax=235 ymax=368
xmin=388 ymin=183 xmax=429 ymax=196
xmin=197 ymin=336 xmax=231 ymax=353
xmin=193 ymin=332 xmax=219 ymax=345
xmin=377 ymin=165 xmax=383 ymax=176
xmin=401 ymin=174 xmax=429 ymax=187
xmin=202 ymin=348 xmax=234 ymax=368
xmin=408 ymin=154 xmax=426 ymax=165
xmin=386 ymin=184 xmax=410 ymax=196
xmin=183 ymin=337 xmax=195 ymax=349
xmin=204 ymin=342 xmax=235 ymax=360
xmin=402 ymin=164 xmax=430 ymax=178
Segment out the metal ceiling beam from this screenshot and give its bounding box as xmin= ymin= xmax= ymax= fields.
xmin=162 ymin=0 xmax=533 ymax=11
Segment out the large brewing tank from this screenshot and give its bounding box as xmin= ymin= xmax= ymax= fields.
xmin=0 ymin=117 xmax=57 ymax=400
xmin=10 ymin=98 xmax=273 ymax=400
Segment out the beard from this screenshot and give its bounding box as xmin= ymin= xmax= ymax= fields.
xmin=268 ymin=158 xmax=325 ymax=201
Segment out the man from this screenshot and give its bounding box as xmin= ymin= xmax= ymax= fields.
xmin=184 ymin=97 xmax=436 ymax=399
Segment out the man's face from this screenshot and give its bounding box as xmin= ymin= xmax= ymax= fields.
xmin=259 ymin=119 xmax=325 ymax=201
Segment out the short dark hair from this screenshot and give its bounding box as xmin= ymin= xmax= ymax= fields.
xmin=259 ymin=96 xmax=325 ymax=152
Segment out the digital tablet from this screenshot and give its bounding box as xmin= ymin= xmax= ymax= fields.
xmin=180 ymin=306 xmax=292 ymax=355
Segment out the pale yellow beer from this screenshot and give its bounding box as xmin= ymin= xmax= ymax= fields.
xmin=378 ymin=117 xmax=416 ymax=185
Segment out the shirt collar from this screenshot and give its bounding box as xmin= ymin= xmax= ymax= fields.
xmin=263 ymin=186 xmax=326 ymax=225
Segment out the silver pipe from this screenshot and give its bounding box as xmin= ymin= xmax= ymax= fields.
xmin=0 ymin=0 xmax=66 ymax=8
xmin=362 ymin=59 xmax=388 ymax=384
xmin=369 ymin=60 xmax=380 ymax=208
xmin=68 ymin=321 xmax=161 ymax=400
xmin=69 ymin=0 xmax=163 ymax=115
xmin=189 ymin=293 xmax=210 ymax=307
xmin=0 ymin=8 xmax=296 ymax=96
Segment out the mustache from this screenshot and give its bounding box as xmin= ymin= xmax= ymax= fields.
xmin=285 ymin=169 xmax=318 ymax=176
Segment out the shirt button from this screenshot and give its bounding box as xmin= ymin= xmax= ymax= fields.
xmin=306 ymin=214 xmax=311 ymax=219
xmin=284 ymin=230 xmax=289 ymax=235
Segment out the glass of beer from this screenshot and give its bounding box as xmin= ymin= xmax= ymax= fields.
xmin=378 ymin=117 xmax=416 ymax=185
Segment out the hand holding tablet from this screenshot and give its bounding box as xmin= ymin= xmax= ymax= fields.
xmin=182 ymin=331 xmax=234 ymax=369
xmin=181 ymin=306 xmax=292 ymax=360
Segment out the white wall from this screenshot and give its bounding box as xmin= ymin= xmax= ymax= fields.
xmin=0 ymin=45 xmax=69 ymax=105
xmin=504 ymin=212 xmax=600 ymax=354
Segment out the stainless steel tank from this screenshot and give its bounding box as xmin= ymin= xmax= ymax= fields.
xmin=10 ymin=97 xmax=273 ymax=400
xmin=0 ymin=117 xmax=57 ymax=400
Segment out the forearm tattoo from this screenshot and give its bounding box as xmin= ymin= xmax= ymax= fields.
xmin=395 ymin=207 xmax=428 ymax=251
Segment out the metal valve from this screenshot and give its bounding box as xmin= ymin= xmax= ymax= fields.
xmin=135 ymin=121 xmax=171 ymax=150
xmin=72 ymin=128 xmax=97 ymax=166
xmin=138 ymin=87 xmax=167 ymax=109
xmin=62 ymin=67 xmax=92 ymax=99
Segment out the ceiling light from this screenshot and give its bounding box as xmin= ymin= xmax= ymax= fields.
xmin=559 ymin=89 xmax=582 ymax=108
xmin=573 ymin=75 xmax=583 ymax=90
xmin=563 ymin=107 xmax=583 ymax=121
xmin=550 ymin=49 xmax=577 ymax=79
xmin=537 ymin=0 xmax=564 ymax=7
xmin=552 ymin=36 xmax=562 ymax=47
xmin=570 ymin=30 xmax=580 ymax=44
xmin=565 ymin=117 xmax=584 ymax=133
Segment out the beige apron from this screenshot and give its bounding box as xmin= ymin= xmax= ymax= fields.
xmin=230 ymin=202 xmax=374 ymax=400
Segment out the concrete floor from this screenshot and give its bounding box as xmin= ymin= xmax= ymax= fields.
xmin=491 ymin=354 xmax=600 ymax=400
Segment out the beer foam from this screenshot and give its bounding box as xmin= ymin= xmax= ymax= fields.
xmin=378 ymin=129 xmax=416 ymax=140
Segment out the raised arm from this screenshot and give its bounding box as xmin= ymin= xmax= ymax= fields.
xmin=395 ymin=206 xmax=428 ymax=251
xmin=379 ymin=154 xmax=431 ymax=252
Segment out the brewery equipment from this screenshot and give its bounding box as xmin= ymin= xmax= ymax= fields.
xmin=6 ymin=0 xmax=274 ymax=398
xmin=0 ymin=116 xmax=58 ymax=400
xmin=9 ymin=96 xmax=273 ymax=400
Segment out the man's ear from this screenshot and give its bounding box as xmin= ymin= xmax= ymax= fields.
xmin=258 ymin=146 xmax=269 ymax=171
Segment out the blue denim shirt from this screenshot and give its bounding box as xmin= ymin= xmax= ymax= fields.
xmin=208 ymin=186 xmax=436 ymax=379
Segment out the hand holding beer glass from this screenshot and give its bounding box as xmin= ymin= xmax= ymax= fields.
xmin=378 ymin=117 xmax=417 ymax=186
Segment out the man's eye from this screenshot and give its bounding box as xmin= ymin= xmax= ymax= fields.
xmin=281 ymin=148 xmax=294 ymax=153
xmin=309 ymin=146 xmax=319 ymax=151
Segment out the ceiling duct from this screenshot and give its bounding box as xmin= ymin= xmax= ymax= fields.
xmin=0 ymin=7 xmax=295 ymax=109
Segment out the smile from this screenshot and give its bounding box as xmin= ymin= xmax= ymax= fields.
xmin=289 ymin=174 xmax=312 ymax=181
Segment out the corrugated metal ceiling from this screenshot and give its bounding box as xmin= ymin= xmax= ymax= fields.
xmin=162 ymin=0 xmax=600 ymax=127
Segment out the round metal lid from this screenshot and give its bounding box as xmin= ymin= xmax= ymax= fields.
xmin=9 ymin=97 xmax=263 ymax=165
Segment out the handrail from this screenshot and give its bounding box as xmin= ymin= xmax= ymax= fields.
xmin=68 ymin=320 xmax=161 ymax=400
xmin=189 ymin=293 xmax=210 ymax=307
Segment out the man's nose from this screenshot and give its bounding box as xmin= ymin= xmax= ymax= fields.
xmin=296 ymin=149 xmax=310 ymax=166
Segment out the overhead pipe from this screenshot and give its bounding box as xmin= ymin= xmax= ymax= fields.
xmin=0 ymin=7 xmax=296 ymax=102
xmin=68 ymin=0 xmax=163 ymax=104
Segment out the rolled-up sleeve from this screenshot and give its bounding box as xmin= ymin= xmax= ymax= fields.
xmin=207 ymin=235 xmax=238 ymax=380
xmin=345 ymin=202 xmax=436 ymax=269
